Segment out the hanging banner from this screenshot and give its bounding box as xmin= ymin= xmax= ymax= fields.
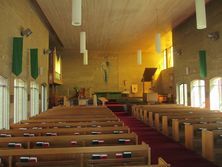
xmin=199 ymin=50 xmax=207 ymax=78
xmin=12 ymin=37 xmax=23 ymax=76
xmin=30 ymin=48 xmax=39 ymax=79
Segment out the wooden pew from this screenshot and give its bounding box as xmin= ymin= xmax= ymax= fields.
xmin=28 ymin=106 xmax=115 ymax=120
xmin=10 ymin=121 xmax=123 ymax=129
xmin=31 ymin=113 xmax=116 ymax=119
xmin=202 ymin=129 xmax=222 ymax=163
xmin=172 ymin=117 xmax=222 ymax=142
xmin=0 ymin=126 xmax=130 ymax=137
xmin=0 ymin=142 xmax=151 ymax=167
xmin=29 ymin=114 xmax=118 ymax=119
xmin=0 ymin=106 xmax=156 ymax=166
xmin=46 ymin=105 xmax=113 ymax=112
xmin=156 ymin=157 xmax=170 ymax=167
xmin=160 ymin=113 xmax=222 ymax=136
xmin=132 ymin=104 xmax=207 ymax=128
xmin=132 ymin=104 xmax=188 ymax=116
xmin=22 ymin=117 xmax=120 ymax=123
xmin=152 ymin=109 xmax=219 ymax=128
xmin=33 ymin=108 xmax=114 ymax=116
xmin=35 ymin=110 xmax=114 ymax=115
xmin=140 ymin=107 xmax=214 ymax=128
xmin=116 ymin=157 xmax=170 ymax=167
xmin=152 ymin=110 xmax=218 ymax=130
xmin=0 ymin=133 xmax=138 ymax=149
xmin=185 ymin=123 xmax=222 ymax=150
xmin=132 ymin=104 xmax=193 ymax=121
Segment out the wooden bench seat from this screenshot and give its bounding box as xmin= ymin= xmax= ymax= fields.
xmin=153 ymin=111 xmax=220 ymax=130
xmin=133 ymin=105 xmax=209 ymax=122
xmin=31 ymin=114 xmax=116 ymax=119
xmin=10 ymin=121 xmax=123 ymax=129
xmin=141 ymin=108 xmax=215 ymax=128
xmin=16 ymin=160 xmax=77 ymax=167
xmin=202 ymin=129 xmax=222 ymax=163
xmin=0 ymin=142 xmax=151 ymax=167
xmin=22 ymin=117 xmax=119 ymax=123
xmin=144 ymin=111 xmax=220 ymax=133
xmin=172 ymin=117 xmax=222 ymax=142
xmin=33 ymin=109 xmax=114 ymax=116
xmin=160 ymin=114 xmax=222 ymax=137
xmin=185 ymin=122 xmax=222 ymax=150
xmin=0 ymin=126 xmax=130 ymax=137
xmin=132 ymin=104 xmax=189 ymax=117
xmin=115 ymin=157 xmax=170 ymax=167
xmin=0 ymin=133 xmax=138 ymax=149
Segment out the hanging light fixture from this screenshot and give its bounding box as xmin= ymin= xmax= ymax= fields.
xmin=80 ymin=31 xmax=86 ymax=53
xmin=72 ymin=0 xmax=82 ymax=26
xmin=155 ymin=33 xmax=161 ymax=53
xmin=195 ymin=0 xmax=207 ymax=29
xmin=137 ymin=49 xmax=142 ymax=65
xmin=83 ymin=50 xmax=88 ymax=65
xmin=155 ymin=7 xmax=161 ymax=53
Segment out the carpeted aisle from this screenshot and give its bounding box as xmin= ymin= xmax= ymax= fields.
xmin=115 ymin=112 xmax=219 ymax=167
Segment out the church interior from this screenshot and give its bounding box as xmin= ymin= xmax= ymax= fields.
xmin=0 ymin=0 xmax=222 ymax=166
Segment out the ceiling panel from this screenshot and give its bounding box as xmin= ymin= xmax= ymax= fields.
xmin=36 ymin=0 xmax=209 ymax=52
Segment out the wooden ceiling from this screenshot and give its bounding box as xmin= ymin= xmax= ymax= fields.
xmin=36 ymin=0 xmax=209 ymax=52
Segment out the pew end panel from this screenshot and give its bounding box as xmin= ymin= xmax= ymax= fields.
xmin=185 ymin=123 xmax=193 ymax=150
xmin=202 ymin=129 xmax=214 ymax=161
xmin=157 ymin=157 xmax=171 ymax=167
xmin=172 ymin=119 xmax=180 ymax=142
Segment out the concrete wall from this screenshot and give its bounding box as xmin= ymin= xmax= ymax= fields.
xmin=0 ymin=0 xmax=49 ymax=123
xmin=57 ymin=49 xmax=161 ymax=98
xmin=173 ymin=0 xmax=222 ymax=107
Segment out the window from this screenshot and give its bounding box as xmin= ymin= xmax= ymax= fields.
xmin=0 ymin=76 xmax=9 ymax=129
xmin=30 ymin=81 xmax=39 ymax=116
xmin=162 ymin=46 xmax=174 ymax=70
xmin=55 ymin=54 xmax=61 ymax=80
xmin=191 ymin=80 xmax=205 ymax=108
xmin=167 ymin=47 xmax=174 ymax=68
xmin=210 ymin=77 xmax=222 ymax=111
xmin=176 ymin=83 xmax=188 ymax=106
xmin=41 ymin=84 xmax=47 ymax=112
xmin=163 ymin=50 xmax=167 ymax=70
xmin=14 ymin=79 xmax=27 ymax=123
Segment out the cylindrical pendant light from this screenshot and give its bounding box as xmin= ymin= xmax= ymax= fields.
xmin=155 ymin=33 xmax=161 ymax=53
xmin=195 ymin=0 xmax=207 ymax=29
xmin=72 ymin=0 xmax=82 ymax=26
xmin=80 ymin=31 xmax=86 ymax=53
xmin=83 ymin=50 xmax=88 ymax=65
xmin=137 ymin=49 xmax=142 ymax=65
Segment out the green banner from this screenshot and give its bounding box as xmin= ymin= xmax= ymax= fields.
xmin=12 ymin=37 xmax=23 ymax=76
xmin=30 ymin=48 xmax=39 ymax=79
xmin=199 ymin=50 xmax=207 ymax=78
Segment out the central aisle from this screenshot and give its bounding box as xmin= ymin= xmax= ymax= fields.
xmin=115 ymin=112 xmax=219 ymax=167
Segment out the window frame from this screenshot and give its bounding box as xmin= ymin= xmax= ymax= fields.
xmin=0 ymin=76 xmax=9 ymax=129
xmin=14 ymin=79 xmax=27 ymax=123
xmin=30 ymin=81 xmax=39 ymax=117
xmin=190 ymin=80 xmax=205 ymax=108
xmin=176 ymin=83 xmax=188 ymax=106
xmin=210 ymin=77 xmax=222 ymax=111
xmin=41 ymin=83 xmax=48 ymax=112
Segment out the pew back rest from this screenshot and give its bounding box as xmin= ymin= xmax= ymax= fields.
xmin=0 ymin=126 xmax=130 ymax=137
xmin=0 ymin=133 xmax=138 ymax=149
xmin=10 ymin=121 xmax=123 ymax=129
xmin=0 ymin=142 xmax=151 ymax=167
